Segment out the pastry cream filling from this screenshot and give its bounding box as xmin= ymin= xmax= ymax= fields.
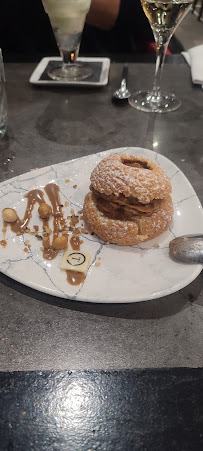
xmin=122 ymin=159 xmax=150 ymax=169
xmin=91 ymin=187 xmax=163 ymax=220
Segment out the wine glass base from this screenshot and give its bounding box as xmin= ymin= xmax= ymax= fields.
xmin=47 ymin=63 xmax=93 ymax=82
xmin=128 ymin=90 xmax=181 ymax=113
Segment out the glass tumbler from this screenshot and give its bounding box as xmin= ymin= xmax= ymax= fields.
xmin=0 ymin=49 xmax=7 ymax=138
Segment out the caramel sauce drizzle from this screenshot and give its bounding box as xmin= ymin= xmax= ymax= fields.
xmin=1 ymin=221 xmax=8 ymax=246
xmin=5 ymin=190 xmax=45 ymax=237
xmin=67 ymin=270 xmax=86 ymax=286
xmin=0 ymin=239 xmax=7 ymax=248
xmin=1 ymin=183 xmax=87 ymax=285
xmin=23 ymin=190 xmax=45 ymax=228
xmin=44 ymin=183 xmax=62 ymax=240
xmin=43 ymin=183 xmax=64 ymax=260
xmin=70 ymin=235 xmax=82 ymax=251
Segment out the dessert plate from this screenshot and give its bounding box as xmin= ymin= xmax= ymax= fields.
xmin=0 ymin=147 xmax=202 ymax=303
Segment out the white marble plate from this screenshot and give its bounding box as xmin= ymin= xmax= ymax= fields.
xmin=0 ymin=147 xmax=202 ymax=303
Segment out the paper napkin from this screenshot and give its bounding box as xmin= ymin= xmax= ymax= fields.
xmin=182 ymin=44 xmax=203 ymax=87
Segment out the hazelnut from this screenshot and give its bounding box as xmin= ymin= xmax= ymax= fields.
xmin=2 ymin=208 xmax=18 ymax=223
xmin=52 ymin=235 xmax=68 ymax=250
xmin=38 ymin=203 xmax=52 ymax=219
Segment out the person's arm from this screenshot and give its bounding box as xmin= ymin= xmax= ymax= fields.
xmin=86 ymin=0 xmax=121 ymax=30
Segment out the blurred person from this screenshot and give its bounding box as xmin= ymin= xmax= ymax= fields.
xmin=81 ymin=0 xmax=154 ymax=56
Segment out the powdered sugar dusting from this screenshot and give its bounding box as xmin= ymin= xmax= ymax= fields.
xmin=90 ymin=154 xmax=172 ymax=203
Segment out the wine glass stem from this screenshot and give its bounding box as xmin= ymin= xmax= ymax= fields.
xmin=152 ymin=35 xmax=170 ymax=99
xmin=60 ymin=43 xmax=80 ymax=66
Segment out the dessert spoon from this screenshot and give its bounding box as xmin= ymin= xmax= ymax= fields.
xmin=169 ymin=234 xmax=203 ymax=264
xmin=112 ymin=63 xmax=131 ymax=102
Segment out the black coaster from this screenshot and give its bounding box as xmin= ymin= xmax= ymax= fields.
xmin=39 ymin=60 xmax=103 ymax=83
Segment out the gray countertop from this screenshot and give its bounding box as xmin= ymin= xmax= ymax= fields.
xmin=0 ymin=59 xmax=202 ymax=371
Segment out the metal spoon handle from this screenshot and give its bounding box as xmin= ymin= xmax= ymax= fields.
xmin=112 ymin=63 xmax=131 ymax=101
xmin=121 ymin=63 xmax=128 ymax=83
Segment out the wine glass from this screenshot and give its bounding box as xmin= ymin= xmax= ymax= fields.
xmin=41 ymin=0 xmax=92 ymax=81
xmin=129 ymin=0 xmax=193 ymax=113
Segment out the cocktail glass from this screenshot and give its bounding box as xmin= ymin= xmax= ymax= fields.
xmin=41 ymin=0 xmax=92 ymax=81
xmin=129 ymin=0 xmax=193 ymax=113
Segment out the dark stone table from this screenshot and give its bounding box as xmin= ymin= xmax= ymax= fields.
xmin=0 ymin=57 xmax=202 ymax=450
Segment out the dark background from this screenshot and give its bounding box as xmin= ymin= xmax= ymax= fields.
xmin=0 ymin=0 xmax=183 ymax=62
